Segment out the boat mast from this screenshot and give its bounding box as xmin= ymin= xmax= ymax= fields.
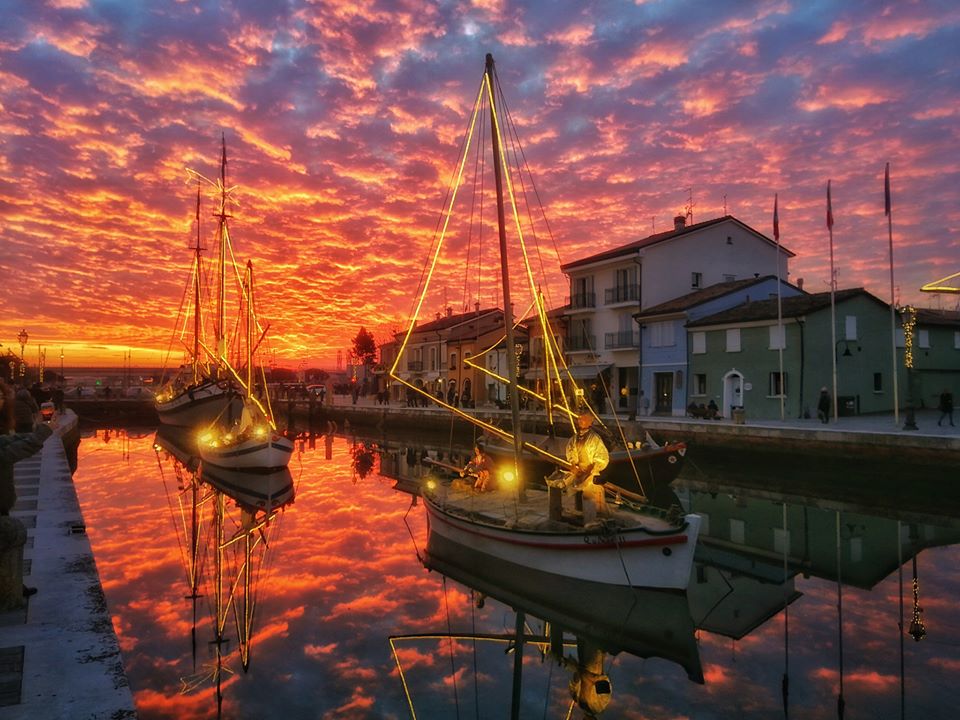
xmin=485 ymin=53 xmax=525 ymax=492
xmin=193 ymin=180 xmax=203 ymax=384
xmin=216 ymin=134 xmax=228 ymax=371
xmin=245 ymin=261 xmax=254 ymax=397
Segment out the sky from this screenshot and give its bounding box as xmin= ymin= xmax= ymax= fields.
xmin=1 ymin=0 xmax=958 ymax=369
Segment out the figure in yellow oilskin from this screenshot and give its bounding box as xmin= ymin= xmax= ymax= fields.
xmin=548 ymin=411 xmax=610 ymax=522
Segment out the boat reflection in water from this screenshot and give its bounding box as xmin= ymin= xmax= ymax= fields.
xmin=153 ymin=425 xmax=296 ymax=716
xmin=391 ymin=529 xmax=703 ymax=719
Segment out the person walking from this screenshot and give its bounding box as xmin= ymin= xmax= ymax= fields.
xmin=817 ymin=387 xmax=831 ymax=424
xmin=938 ymin=389 xmax=954 ymax=427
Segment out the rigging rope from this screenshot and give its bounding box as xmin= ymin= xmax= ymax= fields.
xmin=441 ymin=575 xmax=462 ymax=720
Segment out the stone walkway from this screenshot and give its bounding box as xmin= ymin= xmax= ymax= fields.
xmin=0 ymin=414 xmax=135 ymax=719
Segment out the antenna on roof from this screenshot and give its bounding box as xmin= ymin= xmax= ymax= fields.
xmin=651 ymin=216 xmax=655 ymax=231
xmin=685 ymin=187 xmax=695 ymax=224
xmin=723 ymin=193 xmax=727 ymax=216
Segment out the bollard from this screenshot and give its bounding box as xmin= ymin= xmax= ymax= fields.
xmin=0 ymin=516 xmax=28 ymax=611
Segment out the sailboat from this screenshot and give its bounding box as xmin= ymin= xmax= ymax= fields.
xmin=389 ymin=54 xmax=700 ymax=590
xmin=155 ymin=144 xmax=242 ymax=428
xmin=198 ymin=261 xmax=294 ymax=470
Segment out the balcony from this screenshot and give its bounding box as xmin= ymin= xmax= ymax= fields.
xmin=605 ymin=331 xmax=640 ymax=349
xmin=604 ymin=284 xmax=640 ymax=305
xmin=407 ymin=360 xmax=424 ymax=372
xmin=566 ymin=335 xmax=596 ymax=352
xmin=569 ymin=292 xmax=596 ymax=310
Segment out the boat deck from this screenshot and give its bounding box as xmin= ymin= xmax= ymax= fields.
xmin=430 ymin=481 xmax=682 ymax=534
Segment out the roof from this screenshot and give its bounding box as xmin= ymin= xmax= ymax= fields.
xmin=446 ymin=313 xmax=529 ymax=342
xmin=914 ymin=307 xmax=960 ymax=327
xmin=410 ymin=307 xmax=501 ymax=334
xmin=686 ymin=288 xmax=886 ymax=327
xmin=560 ymin=215 xmax=795 ymax=272
xmin=635 ymin=275 xmax=795 ymax=319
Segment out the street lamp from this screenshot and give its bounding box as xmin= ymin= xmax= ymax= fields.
xmin=17 ymin=328 xmax=28 ymax=382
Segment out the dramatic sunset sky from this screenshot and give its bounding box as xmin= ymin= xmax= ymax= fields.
xmin=2 ymin=0 xmax=958 ymax=368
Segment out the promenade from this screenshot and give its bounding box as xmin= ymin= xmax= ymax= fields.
xmin=0 ymin=411 xmax=135 ymax=719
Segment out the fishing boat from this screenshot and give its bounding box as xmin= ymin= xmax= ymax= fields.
xmin=390 ymin=54 xmax=700 ymax=590
xmin=198 ymin=261 xmax=294 ymax=470
xmin=155 ymin=144 xmax=242 ymax=428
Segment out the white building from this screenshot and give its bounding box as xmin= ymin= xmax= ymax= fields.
xmin=560 ymin=215 xmax=795 ymax=414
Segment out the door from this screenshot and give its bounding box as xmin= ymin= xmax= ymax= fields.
xmin=723 ymin=370 xmax=744 ymax=416
xmin=654 ymin=372 xmax=673 ymax=414
xmin=618 ymin=366 xmax=638 ymax=411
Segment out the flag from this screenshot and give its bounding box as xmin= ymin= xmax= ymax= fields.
xmin=885 ymin=162 xmax=891 ymax=216
xmin=773 ymin=193 xmax=780 ymax=241
xmin=827 ymin=180 xmax=834 ymax=229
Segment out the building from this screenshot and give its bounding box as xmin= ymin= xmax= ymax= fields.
xmin=561 ymin=215 xmax=794 ymax=414
xmin=635 ymin=276 xmax=805 ymax=416
xmin=901 ymin=307 xmax=960 ymax=411
xmin=686 ymin=288 xmax=901 ymax=420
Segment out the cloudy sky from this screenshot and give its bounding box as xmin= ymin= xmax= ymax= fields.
xmin=1 ymin=0 xmax=957 ymax=368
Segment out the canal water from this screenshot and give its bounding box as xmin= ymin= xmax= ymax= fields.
xmin=73 ymin=428 xmax=959 ymax=719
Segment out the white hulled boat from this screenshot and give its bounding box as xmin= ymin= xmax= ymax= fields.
xmin=391 ymin=54 xmax=700 ymax=590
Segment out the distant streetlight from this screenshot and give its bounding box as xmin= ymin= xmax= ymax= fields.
xmin=60 ymin=348 xmax=65 ymax=384
xmin=17 ymin=328 xmax=28 ymax=382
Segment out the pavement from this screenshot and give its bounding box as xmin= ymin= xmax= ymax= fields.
xmin=0 ymin=411 xmax=135 ymax=719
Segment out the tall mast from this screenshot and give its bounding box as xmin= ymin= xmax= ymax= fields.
xmin=217 ymin=134 xmax=228 ymax=367
xmin=245 ymin=261 xmax=254 ymax=396
xmin=192 ymin=180 xmax=203 ymax=383
xmin=485 ymin=53 xmax=524 ymax=491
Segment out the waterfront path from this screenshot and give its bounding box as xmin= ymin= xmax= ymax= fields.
xmin=0 ymin=411 xmax=135 ymax=719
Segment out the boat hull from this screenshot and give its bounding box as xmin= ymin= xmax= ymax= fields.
xmin=423 ymin=490 xmax=700 ymax=589
xmin=199 ymin=435 xmax=294 ymax=470
xmin=201 ymin=465 xmax=295 ymax=512
xmin=155 ymin=381 xmax=241 ymax=428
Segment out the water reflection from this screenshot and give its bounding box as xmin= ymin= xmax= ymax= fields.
xmin=153 ymin=426 xmax=296 ymax=716
xmin=69 ymin=428 xmax=960 ymax=719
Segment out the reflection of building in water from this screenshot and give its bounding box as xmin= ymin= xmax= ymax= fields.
xmin=390 ymin=531 xmax=703 ymax=719
xmin=154 ymin=426 xmax=295 ymax=715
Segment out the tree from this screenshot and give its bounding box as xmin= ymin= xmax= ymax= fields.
xmin=352 ymin=327 xmax=377 ymax=367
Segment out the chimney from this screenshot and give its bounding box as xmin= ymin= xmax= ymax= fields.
xmin=446 ymin=307 xmax=453 ymax=318
xmin=674 ymin=215 xmax=686 ymax=231
xmin=797 ymin=277 xmax=804 ymax=290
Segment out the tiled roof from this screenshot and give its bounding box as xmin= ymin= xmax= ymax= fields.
xmin=411 ymin=308 xmax=501 ymax=334
xmin=560 ymin=215 xmax=795 ymax=271
xmin=686 ymin=288 xmax=884 ymax=327
xmin=915 ymin=307 xmax=960 ymax=327
xmin=635 ymin=275 xmax=788 ymax=318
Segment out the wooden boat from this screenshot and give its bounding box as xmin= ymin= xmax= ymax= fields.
xmin=198 ymin=261 xmax=293 ymax=470
xmin=155 ymin=147 xmax=241 ymax=427
xmin=391 ymin=54 xmax=700 ymax=590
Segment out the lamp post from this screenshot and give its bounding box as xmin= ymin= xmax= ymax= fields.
xmin=901 ymin=306 xmax=918 ymax=431
xmin=60 ymin=348 xmax=65 ymax=385
xmin=17 ymin=328 xmax=28 ymax=383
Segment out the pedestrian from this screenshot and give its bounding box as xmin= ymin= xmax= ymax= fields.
xmin=938 ymin=389 xmax=954 ymax=427
xmin=817 ymin=387 xmax=831 ymax=424
xmin=1 ymin=379 xmax=59 ymax=598
xmin=13 ymin=386 xmax=39 ymax=433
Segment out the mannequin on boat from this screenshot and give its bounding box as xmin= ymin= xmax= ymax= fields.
xmin=548 ymin=411 xmax=610 ymax=522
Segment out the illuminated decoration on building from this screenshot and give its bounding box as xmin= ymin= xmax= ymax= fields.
xmin=908 ymin=575 xmax=926 ymax=642
xmin=901 ymin=305 xmax=916 ymax=369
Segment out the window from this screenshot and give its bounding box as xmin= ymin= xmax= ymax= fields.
xmin=691 ymin=272 xmax=702 ymax=289
xmin=773 ymin=527 xmax=791 ymax=556
xmin=845 ymin=315 xmax=858 ymax=341
xmin=919 ymin=329 xmax=930 ymax=348
xmin=692 ymin=332 xmax=706 ymax=354
xmin=873 ymin=372 xmax=882 ymax=392
xmin=730 ymin=518 xmax=745 ymax=544
xmin=723 ymin=274 xmax=736 ymax=282
xmin=955 ymin=331 xmax=960 ymax=349
xmin=693 ymin=373 xmax=707 ymax=395
xmin=896 ymin=328 xmax=905 ymax=348
xmin=726 ymin=328 xmax=741 ymax=352
xmin=768 ymin=324 xmax=786 ymax=350
xmin=768 ymin=371 xmax=786 ymax=397
xmin=450 ymin=352 xmax=457 ymax=369
xmin=649 ymin=321 xmax=675 ymax=347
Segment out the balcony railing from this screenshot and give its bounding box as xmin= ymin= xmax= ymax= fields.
xmin=604 ymin=284 xmax=640 ymax=305
xmin=406 ymin=361 xmax=424 ymax=372
xmin=605 ymin=331 xmax=640 ymax=349
xmin=569 ymin=292 xmax=596 ymax=310
xmin=566 ymin=335 xmax=596 ymax=352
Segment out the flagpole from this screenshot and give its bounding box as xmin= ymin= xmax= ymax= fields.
xmin=774 ymin=194 xmax=785 ymax=421
xmin=827 ymin=180 xmax=838 ymax=423
xmin=886 ymin=163 xmax=900 ymax=425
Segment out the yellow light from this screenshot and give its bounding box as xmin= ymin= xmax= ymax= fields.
xmin=199 ymin=432 xmax=213 ymax=444
xmin=255 ymin=426 xmax=267 ymax=437
xmin=426 ymin=479 xmax=437 ymax=490
xmin=502 ymin=470 xmax=515 ymax=484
